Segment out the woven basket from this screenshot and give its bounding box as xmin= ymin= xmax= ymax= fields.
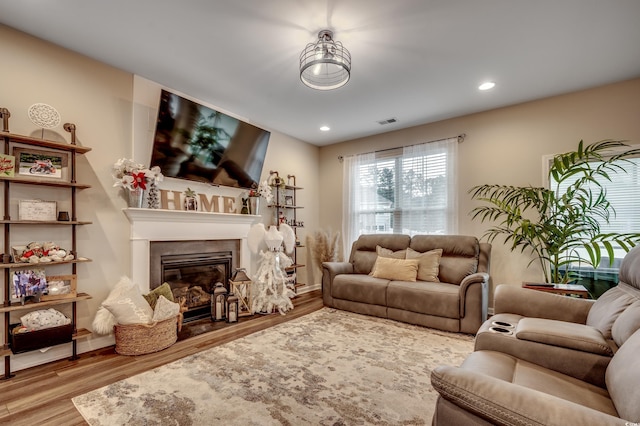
xmin=114 ymin=316 xmax=178 ymax=356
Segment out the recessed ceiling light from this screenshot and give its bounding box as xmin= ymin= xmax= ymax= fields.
xmin=478 ymin=81 xmax=496 ymax=91
xmin=320 ymin=126 xmax=330 ymax=131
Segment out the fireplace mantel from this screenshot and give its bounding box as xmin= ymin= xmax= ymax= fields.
xmin=124 ymin=208 xmax=260 ymax=291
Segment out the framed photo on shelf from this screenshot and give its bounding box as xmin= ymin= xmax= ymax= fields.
xmin=18 ymin=199 xmax=57 ymax=221
xmin=11 ymin=144 xmax=70 ymax=182
xmin=11 ymin=268 xmax=48 ymax=302
xmin=41 ymin=274 xmax=77 ymax=301
xmin=0 ymin=154 xmax=15 ymax=177
xmin=285 ymin=195 xmax=293 ymax=206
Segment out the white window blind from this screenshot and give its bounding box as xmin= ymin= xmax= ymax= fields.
xmin=551 ymin=156 xmax=640 ymax=264
xmin=342 ymin=137 xmax=458 ymax=255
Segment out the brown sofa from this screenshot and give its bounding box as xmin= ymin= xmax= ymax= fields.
xmin=322 ymin=234 xmax=491 ymax=334
xmin=430 ymin=244 xmax=640 ymax=425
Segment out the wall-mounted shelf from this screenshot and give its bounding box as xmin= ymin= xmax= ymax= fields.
xmin=269 ymin=171 xmax=305 ymax=293
xmin=0 ymin=108 xmax=92 ymax=379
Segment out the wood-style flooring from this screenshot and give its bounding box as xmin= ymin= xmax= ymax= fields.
xmin=0 ymin=290 xmax=323 ymax=426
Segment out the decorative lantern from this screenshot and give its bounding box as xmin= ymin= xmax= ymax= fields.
xmin=211 ymin=282 xmax=227 ymax=321
xmin=225 ymin=292 xmax=239 ymax=323
xmin=229 ymin=268 xmax=253 ymax=317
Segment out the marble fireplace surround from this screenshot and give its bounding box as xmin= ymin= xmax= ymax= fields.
xmin=123 ymin=208 xmax=259 ymax=292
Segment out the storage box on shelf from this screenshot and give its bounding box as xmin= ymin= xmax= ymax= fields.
xmin=0 ymin=107 xmax=92 ymax=379
xmin=268 ymin=171 xmax=305 ymax=292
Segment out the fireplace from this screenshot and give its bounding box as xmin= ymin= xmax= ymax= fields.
xmin=150 ymin=240 xmax=239 ymax=322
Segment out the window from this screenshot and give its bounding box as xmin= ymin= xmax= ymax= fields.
xmin=342 ymin=138 xmax=458 ymax=253
xmin=546 ymin=153 xmax=640 ymax=295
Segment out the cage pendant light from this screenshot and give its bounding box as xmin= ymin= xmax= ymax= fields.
xmin=300 ymin=30 xmax=351 ymax=90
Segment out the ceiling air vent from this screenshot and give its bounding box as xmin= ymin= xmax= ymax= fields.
xmin=377 ymin=117 xmax=397 ymax=125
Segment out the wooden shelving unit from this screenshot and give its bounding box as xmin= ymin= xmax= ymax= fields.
xmin=269 ymin=171 xmax=305 ymax=293
xmin=0 ymin=107 xmax=92 ymax=379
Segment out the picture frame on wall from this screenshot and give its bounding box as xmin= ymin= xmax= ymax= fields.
xmin=11 ymin=144 xmax=70 ymax=182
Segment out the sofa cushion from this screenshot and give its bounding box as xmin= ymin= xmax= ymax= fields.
xmin=410 ymin=235 xmax=479 ymax=284
xmin=586 ymin=284 xmax=638 ymax=339
xmin=371 ymin=257 xmax=419 ymax=281
xmin=387 ymin=281 xmax=460 ymax=318
xmin=406 ymin=248 xmax=442 ymax=282
xmin=332 ymin=274 xmax=389 ymax=306
xmin=515 ymin=318 xmax=613 ymax=356
xmin=370 ymin=245 xmax=407 ymax=276
xmin=611 ymin=300 xmax=640 ymax=348
xmin=350 ymin=234 xmax=411 ymax=274
xmin=606 ymin=328 xmax=640 ymax=422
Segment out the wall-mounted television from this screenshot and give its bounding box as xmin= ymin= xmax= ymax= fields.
xmin=149 ymin=89 xmax=270 ymax=189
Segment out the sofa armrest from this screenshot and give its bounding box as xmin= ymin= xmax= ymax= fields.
xmin=431 ymin=365 xmax=626 ymax=426
xmin=321 ymin=262 xmax=354 ymax=306
xmin=494 ymin=285 xmax=594 ymax=324
xmin=459 ymin=272 xmax=490 ymax=323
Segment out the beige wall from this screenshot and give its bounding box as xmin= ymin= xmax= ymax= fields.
xmin=319 ymin=78 xmax=640 ymax=301
xmin=0 ymin=24 xmax=319 ymax=371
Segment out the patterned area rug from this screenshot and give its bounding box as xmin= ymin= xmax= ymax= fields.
xmin=73 ymin=308 xmax=473 ymax=425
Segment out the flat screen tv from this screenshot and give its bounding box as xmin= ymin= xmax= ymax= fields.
xmin=149 ymin=89 xmax=270 ymax=189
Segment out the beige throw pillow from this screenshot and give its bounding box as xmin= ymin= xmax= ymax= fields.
xmin=406 ymin=248 xmax=442 ymax=282
xmin=152 ymin=295 xmax=181 ymax=322
xmin=371 ymin=257 xmax=419 ymax=282
xmin=101 ymin=277 xmax=154 ymax=325
xmin=370 ymin=245 xmax=407 ymax=276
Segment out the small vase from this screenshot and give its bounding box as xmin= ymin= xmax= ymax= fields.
xmin=249 ymin=196 xmax=260 ymax=215
xmin=127 ymin=187 xmax=145 ymax=208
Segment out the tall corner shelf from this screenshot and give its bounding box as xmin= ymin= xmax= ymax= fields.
xmin=0 ymin=107 xmax=92 ymax=379
xmin=268 ymin=171 xmax=305 ymax=293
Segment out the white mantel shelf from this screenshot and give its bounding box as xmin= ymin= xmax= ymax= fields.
xmin=124 ymin=208 xmax=260 ymax=224
xmin=123 ymin=208 xmax=260 ymax=291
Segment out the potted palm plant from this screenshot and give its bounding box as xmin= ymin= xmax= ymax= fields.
xmin=470 ymin=139 xmax=640 ymax=284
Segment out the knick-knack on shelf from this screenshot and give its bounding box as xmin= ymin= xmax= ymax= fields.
xmin=184 ymin=187 xmax=198 ymax=211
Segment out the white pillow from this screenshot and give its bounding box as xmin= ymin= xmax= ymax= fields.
xmin=92 ymin=306 xmax=117 ymax=335
xmin=93 ymin=276 xmax=133 ymax=334
xmin=100 ymin=276 xmax=153 ymax=326
xmin=152 ymin=295 xmax=180 ymax=322
xmin=21 ymin=308 xmax=70 ymax=330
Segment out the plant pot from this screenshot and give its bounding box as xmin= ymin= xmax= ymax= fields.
xmin=126 ymin=187 xmax=145 ymax=208
xmin=249 ymin=196 xmax=260 ymax=215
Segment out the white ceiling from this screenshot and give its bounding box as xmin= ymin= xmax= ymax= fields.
xmin=1 ymin=1 xmax=640 ymax=146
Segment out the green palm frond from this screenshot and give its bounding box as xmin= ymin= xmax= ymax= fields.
xmin=470 ymin=139 xmax=640 ymax=283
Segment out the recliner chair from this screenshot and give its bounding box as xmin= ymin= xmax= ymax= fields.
xmin=430 ymin=245 xmax=640 ymax=425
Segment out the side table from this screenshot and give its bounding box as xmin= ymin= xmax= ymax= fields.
xmin=522 ymin=282 xmax=590 ymax=298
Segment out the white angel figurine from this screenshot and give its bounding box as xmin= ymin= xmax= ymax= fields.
xmin=247 ymin=223 xmax=296 ymax=315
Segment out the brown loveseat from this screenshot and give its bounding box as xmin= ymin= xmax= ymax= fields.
xmin=430 ymin=244 xmax=640 ymax=425
xmin=322 ymin=234 xmax=491 ymax=334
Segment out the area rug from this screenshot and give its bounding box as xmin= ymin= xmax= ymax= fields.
xmin=72 ymin=308 xmax=473 ymax=425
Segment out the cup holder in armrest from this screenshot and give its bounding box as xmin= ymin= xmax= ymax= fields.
xmin=489 ymin=326 xmax=513 ymax=335
xmin=491 ymin=320 xmax=514 ymax=328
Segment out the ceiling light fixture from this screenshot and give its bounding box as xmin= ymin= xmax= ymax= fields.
xmin=478 ymin=81 xmax=496 ymax=91
xmin=300 ymin=30 xmax=351 ymax=90
xmin=320 ymin=125 xmax=330 ymax=131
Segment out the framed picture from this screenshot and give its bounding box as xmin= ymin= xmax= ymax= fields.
xmin=11 ymin=268 xmax=48 ymax=302
xmin=18 ymin=199 xmax=57 ymax=221
xmin=11 ymin=145 xmax=70 ymax=182
xmin=0 ymin=154 xmax=15 ymax=177
xmin=41 ymin=274 xmax=77 ymax=301
xmin=285 ymin=195 xmax=294 ymax=206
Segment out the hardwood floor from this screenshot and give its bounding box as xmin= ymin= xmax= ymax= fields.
xmin=0 ymin=290 xmax=323 ymax=426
